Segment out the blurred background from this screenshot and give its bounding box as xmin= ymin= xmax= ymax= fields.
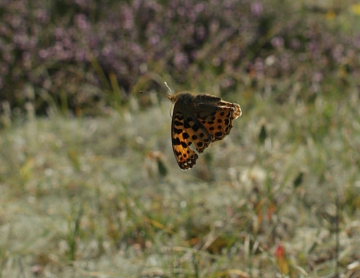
xmin=0 ymin=0 xmax=360 ymax=277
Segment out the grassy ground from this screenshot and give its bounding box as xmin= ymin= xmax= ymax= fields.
xmin=0 ymin=90 xmax=360 ymax=277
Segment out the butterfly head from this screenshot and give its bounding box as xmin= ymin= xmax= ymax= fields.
xmin=168 ymin=92 xmax=194 ymax=104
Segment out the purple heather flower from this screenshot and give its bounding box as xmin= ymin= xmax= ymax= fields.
xmin=35 ymin=9 xmax=49 ymax=23
xmin=39 ymin=49 xmax=49 ymax=59
xmin=271 ymin=36 xmax=284 ymax=49
xmin=332 ymin=44 xmax=344 ymax=62
xmin=194 ymin=3 xmax=205 ymax=13
xmin=75 ymin=0 xmax=88 ymax=8
xmin=122 ymin=7 xmax=135 ymax=30
xmin=174 ymin=51 xmax=188 ymax=69
xmin=313 ymin=72 xmax=323 ymax=83
xmin=251 ymin=2 xmax=264 ymax=16
xmin=75 ymin=14 xmax=90 ymax=30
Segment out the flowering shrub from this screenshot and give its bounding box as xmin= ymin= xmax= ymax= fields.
xmin=0 ymin=0 xmax=358 ymax=114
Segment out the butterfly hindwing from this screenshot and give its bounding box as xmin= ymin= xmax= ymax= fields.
xmin=171 ymin=111 xmax=211 ymax=169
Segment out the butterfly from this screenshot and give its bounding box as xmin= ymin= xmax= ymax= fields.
xmin=168 ymin=92 xmax=242 ymax=169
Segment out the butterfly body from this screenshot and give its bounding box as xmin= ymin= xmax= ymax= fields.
xmin=169 ymin=92 xmax=242 ymax=169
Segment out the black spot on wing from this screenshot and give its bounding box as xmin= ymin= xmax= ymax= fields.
xmin=173 ymin=128 xmax=182 ymax=134
xmin=172 ymin=138 xmax=181 ymax=145
xmin=178 ymin=153 xmax=198 ymax=170
xmin=192 ymin=123 xmax=200 ymax=131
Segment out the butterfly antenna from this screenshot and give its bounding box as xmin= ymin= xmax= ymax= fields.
xmin=164 ymin=82 xmax=174 ymax=97
xmin=164 ymin=82 xmax=174 ymax=117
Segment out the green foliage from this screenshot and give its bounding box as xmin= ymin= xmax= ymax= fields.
xmin=0 ymin=90 xmax=359 ymax=276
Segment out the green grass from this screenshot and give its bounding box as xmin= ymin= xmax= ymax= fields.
xmin=0 ymin=91 xmax=360 ymax=277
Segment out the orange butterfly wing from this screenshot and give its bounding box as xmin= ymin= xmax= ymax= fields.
xmin=170 ymin=93 xmax=242 ymax=170
xmin=171 ymin=109 xmax=211 ymax=169
xmin=196 ymin=100 xmax=241 ymax=142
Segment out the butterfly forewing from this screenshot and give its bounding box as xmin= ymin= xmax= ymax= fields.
xmin=171 ymin=109 xmax=211 ymax=169
xmin=197 ymin=101 xmax=241 ymax=141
